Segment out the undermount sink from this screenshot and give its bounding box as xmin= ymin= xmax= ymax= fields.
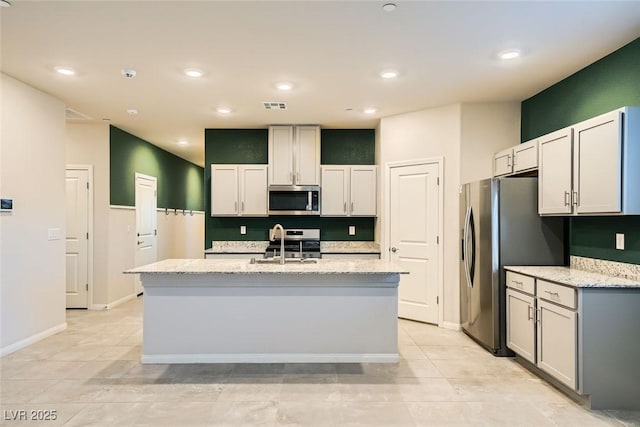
xmin=251 ymin=257 xmax=318 ymax=264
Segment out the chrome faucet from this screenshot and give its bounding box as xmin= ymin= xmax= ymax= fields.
xmin=270 ymin=224 xmax=285 ymax=265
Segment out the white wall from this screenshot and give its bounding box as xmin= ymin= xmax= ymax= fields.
xmin=1 ymin=74 xmax=67 ymax=355
xmin=460 ymin=103 xmax=521 ymax=184
xmin=379 ymin=104 xmax=462 ymax=327
xmin=65 ymin=123 xmax=110 ymax=305
xmin=378 ymin=102 xmax=521 ymax=328
xmin=157 ymin=210 xmax=205 ymax=260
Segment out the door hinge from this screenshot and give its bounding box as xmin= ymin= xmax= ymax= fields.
xmin=436 ymin=235 xmax=439 ymax=244
xmin=436 ymin=296 xmax=439 ymax=305
xmin=86 ymin=232 xmax=89 ymax=240
xmin=86 ymin=182 xmax=89 ymax=190
xmin=86 ymin=283 xmax=88 ymax=291
xmin=154 ymin=229 xmax=157 ymax=236
xmin=437 ymin=177 xmax=440 ymax=185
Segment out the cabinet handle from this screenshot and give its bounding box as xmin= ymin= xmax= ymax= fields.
xmin=527 ymin=305 xmax=533 ymax=321
xmin=543 ymin=290 xmax=559 ymax=297
xmin=564 ymin=191 xmax=570 ymax=206
xmin=507 ymin=154 xmax=512 ymax=168
xmin=343 ymin=202 xmax=347 ymax=213
xmin=572 ymin=191 xmax=579 ymax=206
xmin=513 ymin=154 xmax=517 ymax=166
xmin=351 ymin=201 xmax=354 ymax=213
xmin=535 ymin=308 xmax=541 ymax=323
xmin=242 ymin=201 xmax=245 ymax=212
xmin=235 ymin=201 xmax=238 ymax=212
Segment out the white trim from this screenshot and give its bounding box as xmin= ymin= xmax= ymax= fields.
xmin=110 ymin=204 xmax=135 ymax=210
xmin=66 ymin=164 xmax=94 ymax=310
xmin=105 ymin=293 xmax=137 ymax=309
xmin=142 ymin=353 xmax=399 ymax=364
xmin=442 ymin=321 xmax=461 ymax=331
xmin=0 ymin=323 xmax=67 ymax=357
xmin=384 ymin=157 xmax=445 ymax=328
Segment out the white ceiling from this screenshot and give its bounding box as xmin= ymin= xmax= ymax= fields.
xmin=2 ymin=1 xmax=640 ymax=167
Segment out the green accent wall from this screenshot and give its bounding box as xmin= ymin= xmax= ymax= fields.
xmin=521 ymin=37 xmax=640 ymax=264
xmin=321 ymin=129 xmax=376 ymax=164
xmin=110 ymin=126 xmax=204 ymax=210
xmin=204 ymin=128 xmax=377 ymax=246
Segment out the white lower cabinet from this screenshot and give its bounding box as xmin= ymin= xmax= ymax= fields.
xmin=537 ymin=298 xmax=577 ymax=389
xmin=506 ymin=271 xmax=577 ymax=389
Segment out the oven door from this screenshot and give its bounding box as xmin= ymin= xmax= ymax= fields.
xmin=268 ymin=186 xmax=320 ymax=215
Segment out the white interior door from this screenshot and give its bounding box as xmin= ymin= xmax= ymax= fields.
xmin=135 ymin=173 xmax=157 ymax=295
xmin=389 ymin=162 xmax=440 ymax=324
xmin=65 ymin=168 xmax=90 ymax=308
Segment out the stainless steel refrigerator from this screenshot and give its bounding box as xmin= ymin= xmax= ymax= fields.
xmin=459 ymin=177 xmax=565 ymax=356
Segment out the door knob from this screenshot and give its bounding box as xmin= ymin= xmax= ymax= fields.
xmin=137 ymin=240 xmax=143 ymax=245
xmin=390 ymin=247 xmax=398 ymax=253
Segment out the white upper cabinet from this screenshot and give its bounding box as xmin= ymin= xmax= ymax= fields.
xmin=211 ymin=164 xmax=267 ymax=217
xmin=493 ymin=139 xmax=538 ymax=177
xmin=538 ymin=106 xmax=640 ymax=216
xmin=538 ymin=128 xmax=573 ymax=215
xmin=268 ymin=125 xmax=320 ymax=186
xmin=321 ymin=165 xmax=377 ymax=217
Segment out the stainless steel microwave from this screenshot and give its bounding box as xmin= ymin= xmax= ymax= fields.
xmin=268 ymin=186 xmax=320 ymax=215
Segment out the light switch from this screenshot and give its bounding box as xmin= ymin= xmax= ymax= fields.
xmin=48 ymin=228 xmax=61 ymax=241
xmin=240 ymin=225 xmax=247 ymax=235
xmin=349 ymin=226 xmax=356 ymax=236
xmin=616 ymin=233 xmax=625 ymax=250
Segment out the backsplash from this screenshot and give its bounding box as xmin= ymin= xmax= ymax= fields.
xmin=571 ymin=256 xmax=640 ymax=281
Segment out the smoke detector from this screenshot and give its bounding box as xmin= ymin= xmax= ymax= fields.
xmin=121 ymin=69 xmax=137 ymax=79
xmin=263 ymin=102 xmax=287 ymax=110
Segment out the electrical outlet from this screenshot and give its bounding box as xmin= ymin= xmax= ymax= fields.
xmin=349 ymin=226 xmax=356 ymax=236
xmin=616 ymin=233 xmax=625 ymax=250
xmin=240 ymin=225 xmax=247 ymax=235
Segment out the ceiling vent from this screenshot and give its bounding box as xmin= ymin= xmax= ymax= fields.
xmin=263 ymin=101 xmax=287 ymax=110
xmin=65 ymin=107 xmax=92 ymax=120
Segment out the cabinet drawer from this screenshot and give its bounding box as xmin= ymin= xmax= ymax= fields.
xmin=506 ymin=271 xmax=535 ymax=295
xmin=537 ymin=279 xmax=576 ymax=309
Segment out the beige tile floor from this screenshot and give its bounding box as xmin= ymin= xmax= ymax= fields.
xmin=1 ymin=297 xmax=639 ymax=426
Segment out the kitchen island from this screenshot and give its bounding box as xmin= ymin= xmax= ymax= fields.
xmin=126 ymin=258 xmax=407 ymax=364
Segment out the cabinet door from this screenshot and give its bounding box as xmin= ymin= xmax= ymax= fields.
xmin=321 ymin=166 xmax=348 ymax=216
xmin=211 ymin=165 xmax=239 ymax=216
xmin=513 ymin=139 xmax=538 ymax=173
xmin=350 ymin=166 xmax=377 ymax=216
xmin=538 ymin=128 xmax=573 ymax=215
xmin=506 ymin=289 xmax=536 ymax=364
xmin=240 ymin=165 xmax=268 ymax=216
xmin=268 ymin=126 xmax=294 ymax=185
xmin=295 ymin=126 xmax=320 ymax=185
xmin=573 ymin=110 xmax=622 ymax=214
xmin=493 ymin=148 xmax=513 ymax=177
xmin=537 ymin=299 xmax=577 ymax=389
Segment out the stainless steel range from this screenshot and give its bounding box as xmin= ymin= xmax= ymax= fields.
xmin=265 ymin=228 xmax=321 ymax=259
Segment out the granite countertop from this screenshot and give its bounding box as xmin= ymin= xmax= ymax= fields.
xmin=505 ymin=265 xmax=640 ymax=289
xmin=126 ymin=258 xmax=408 ymax=275
xmin=204 ymin=241 xmax=381 ymax=254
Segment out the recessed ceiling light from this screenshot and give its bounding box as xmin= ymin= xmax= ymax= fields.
xmin=276 ymin=82 xmax=293 ymax=91
xmin=364 ymin=108 xmax=377 ymax=114
xmin=54 ymin=66 xmax=75 ymax=76
xmin=382 ymin=3 xmax=396 ymax=12
xmin=498 ymin=49 xmax=521 ymax=60
xmin=177 ymin=140 xmax=189 ymax=146
xmin=127 ymin=109 xmax=138 ymax=115
xmin=121 ymin=68 xmax=137 ymax=78
xmin=184 ymin=68 xmax=204 ymax=78
xmin=0 ymin=0 xmax=12 ymax=8
xmin=380 ymin=70 xmax=398 ymax=79
xmin=216 ymin=107 xmax=232 ymax=114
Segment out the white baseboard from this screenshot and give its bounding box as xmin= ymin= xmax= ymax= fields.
xmin=0 ymin=322 xmax=67 ymax=357
xmin=142 ymin=353 xmax=400 ymax=364
xmin=106 ymin=293 xmax=137 ymax=309
xmin=90 ymin=304 xmax=109 ymax=310
xmin=442 ymin=321 xmax=461 ymax=331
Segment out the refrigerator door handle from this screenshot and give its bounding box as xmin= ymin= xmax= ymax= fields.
xmin=468 ymin=207 xmax=476 ymax=287
xmin=463 ymin=206 xmax=472 ymax=288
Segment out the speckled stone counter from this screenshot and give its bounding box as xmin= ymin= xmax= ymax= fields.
xmin=127 ymin=258 xmax=406 ymax=276
xmin=127 ymin=258 xmax=404 ymax=364
xmin=504 ymin=265 xmax=640 ymax=288
xmin=204 ymin=241 xmax=381 ymax=255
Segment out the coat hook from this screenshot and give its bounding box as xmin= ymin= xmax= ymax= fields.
xmin=190 ymin=210 xmax=193 ymax=216
xmin=165 ymin=207 xmax=169 ymax=215
xmin=182 ymin=209 xmax=187 ymax=216
xmin=174 ymin=208 xmax=178 ymax=215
